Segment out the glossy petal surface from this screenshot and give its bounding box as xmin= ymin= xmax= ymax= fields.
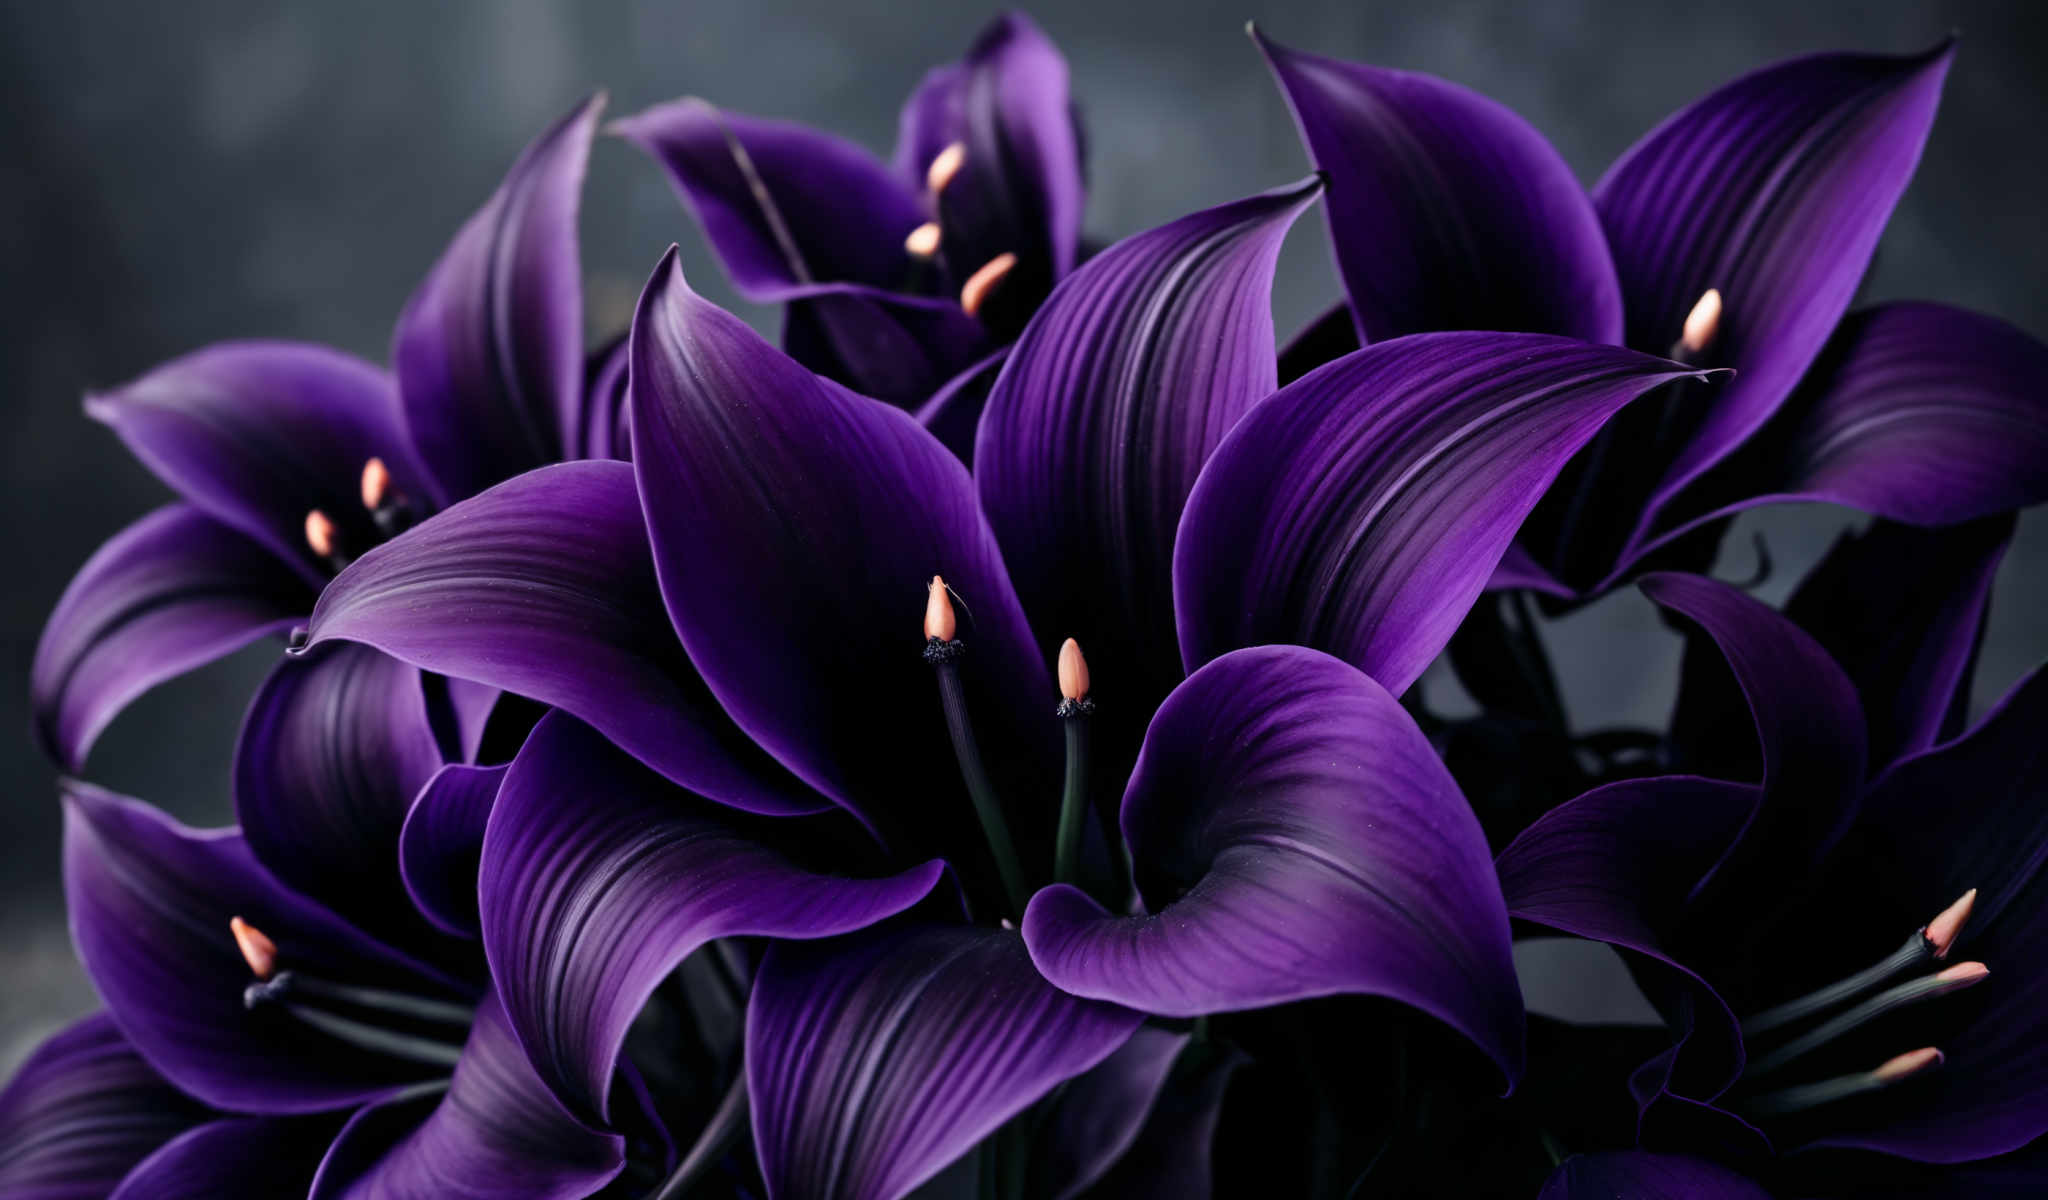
xmin=1175 ymin=334 xmax=1704 ymax=690
xmin=1024 ymin=646 xmax=1523 ymax=1085
xmin=629 ymin=250 xmax=1050 ymax=845
xmin=481 ymin=713 xmax=945 ymax=1125
xmin=1257 ymin=31 xmax=1621 ymax=343
xmin=305 ymin=460 xmax=820 ymax=816
xmin=32 ymin=505 xmax=309 ymax=769
xmin=395 ymin=96 xmax=601 ymax=503
xmin=1597 ymin=44 xmax=1953 ymax=519
xmin=85 ymin=340 xmax=419 ymax=583
xmin=748 ymin=922 xmax=1140 ymax=1200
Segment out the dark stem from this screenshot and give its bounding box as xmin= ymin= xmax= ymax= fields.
xmin=275 ymin=971 xmax=477 ymax=1029
xmin=1740 ymin=1066 xmax=1899 ymax=1118
xmin=930 ymin=648 xmax=1029 ymax=916
xmin=1054 ymin=706 xmax=1092 ymax=887
xmin=1745 ymin=966 xmax=1979 ymax=1079
xmin=1740 ymin=932 xmax=1930 ymax=1039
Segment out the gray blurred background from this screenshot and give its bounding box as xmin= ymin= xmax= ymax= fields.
xmin=5 ymin=0 xmax=2045 ymax=1071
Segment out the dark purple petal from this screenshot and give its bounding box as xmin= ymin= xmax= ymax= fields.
xmin=1275 ymin=301 xmax=1359 ymax=386
xmin=1537 ymin=1151 xmax=1769 ymax=1200
xmin=629 ymin=250 xmax=1052 ymax=846
xmin=110 ymin=1117 xmax=337 ymax=1200
xmin=1496 ymin=775 xmax=1757 ymax=1097
xmin=747 ymin=922 xmax=1141 ymax=1200
xmin=1631 ymin=302 xmax=2048 ymax=564
xmin=1173 ymin=334 xmax=1706 ymax=691
xmin=1649 ymin=572 xmax=1867 ymax=883
xmin=915 ymin=347 xmax=1008 ymax=462
xmin=398 ymin=763 xmax=505 ymax=939
xmin=304 ymin=460 xmax=823 ymax=817
xmin=63 ymin=782 xmax=464 ymax=1113
xmin=779 ymin=283 xmax=991 ymax=407
xmin=1029 ymin=1026 xmax=1184 ymax=1200
xmin=395 ymin=95 xmax=601 ymax=505
xmin=894 ymin=13 xmax=1083 ymax=303
xmin=1255 ymin=30 xmax=1621 ymax=344
xmin=578 ymin=334 xmax=630 ymax=462
xmin=0 ymin=1014 xmax=208 ymax=1200
xmin=32 ymin=504 xmax=311 ymax=770
xmin=1786 ymin=515 xmax=2012 ymax=770
xmin=1818 ymin=667 xmax=2048 ymax=1162
xmin=1072 ymin=1041 xmax=1240 ymax=1200
xmin=234 ymin=643 xmax=451 ymax=954
xmin=307 ymin=992 xmax=623 ymax=1199
xmin=975 ymin=180 xmax=1320 ymax=709
xmin=482 ymin=713 xmax=945 ymax=1126
xmin=1023 ymin=646 xmax=1523 ymax=1086
xmin=1596 ymin=44 xmax=1953 ymax=523
xmin=84 ymin=340 xmax=422 ymax=583
xmin=615 ymin=99 xmax=923 ymax=297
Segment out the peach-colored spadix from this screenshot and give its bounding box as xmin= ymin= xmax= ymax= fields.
xmin=229 ymin=916 xmax=277 ymax=980
xmin=1925 ymin=888 xmax=1977 ymax=958
xmin=924 ymin=576 xmax=957 ymax=642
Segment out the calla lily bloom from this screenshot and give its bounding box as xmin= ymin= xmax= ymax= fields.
xmin=1499 ymin=559 xmax=2048 ymax=1190
xmin=296 ymin=164 xmax=1742 ymax=1195
xmin=617 ymin=11 xmax=1081 ymax=418
xmin=31 ymin=93 xmax=616 ymax=774
xmin=1258 ymin=30 xmax=2048 ymax=599
xmin=14 ymin=640 xmax=707 ymax=1196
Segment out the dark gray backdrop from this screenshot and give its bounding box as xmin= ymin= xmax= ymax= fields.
xmin=5 ymin=0 xmax=2045 ymax=1071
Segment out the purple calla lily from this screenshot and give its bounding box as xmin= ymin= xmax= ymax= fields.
xmin=294 ymin=167 xmax=1763 ymax=1193
xmin=31 ymin=94 xmax=612 ymax=774
xmin=617 ymin=11 xmax=1081 ymax=408
xmin=1499 ymin=565 xmax=2048 ymax=1180
xmin=17 ymin=640 xmax=682 ymax=1197
xmin=1259 ymin=31 xmax=2048 ymax=599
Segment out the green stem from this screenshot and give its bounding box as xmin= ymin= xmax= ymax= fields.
xmin=934 ymin=659 xmax=1029 ymax=916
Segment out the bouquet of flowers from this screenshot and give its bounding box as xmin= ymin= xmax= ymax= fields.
xmin=6 ymin=13 xmax=2044 ymax=1198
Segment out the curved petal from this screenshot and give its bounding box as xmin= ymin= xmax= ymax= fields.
xmin=308 ymin=992 xmax=623 ymax=1199
xmin=894 ymin=12 xmax=1083 ymax=313
xmin=1254 ymin=30 xmax=1621 ymax=344
xmin=1029 ymin=1026 xmax=1185 ymax=1200
xmin=110 ymin=1117 xmax=338 ymax=1200
xmin=1596 ymin=43 xmax=1954 ymax=522
xmin=234 ymin=643 xmax=452 ymax=954
xmin=628 ymin=249 xmax=1052 ymax=848
xmin=482 ymin=713 xmax=945 ymax=1126
xmin=1023 ymin=646 xmax=1523 ymax=1087
xmin=1630 ymin=302 xmax=2048 ymax=566
xmin=32 ymin=504 xmax=311 ymax=770
xmin=395 ymin=95 xmax=601 ymax=505
xmin=1821 ymin=667 xmax=2048 ymax=1162
xmin=915 ymin=347 xmax=1008 ymax=463
xmin=398 ymin=763 xmax=506 ymax=939
xmin=62 ymin=782 xmax=464 ymax=1113
xmin=1072 ymin=1040 xmax=1241 ymax=1200
xmin=304 ymin=460 xmax=823 ymax=817
xmin=1173 ymin=334 xmax=1707 ymax=691
xmin=1649 ymin=572 xmax=1867 ymax=888
xmin=747 ymin=922 xmax=1141 ymax=1200
xmin=1496 ymin=775 xmax=1758 ymax=1098
xmin=974 ymin=179 xmax=1321 ymax=708
xmin=0 ymin=1013 xmax=209 ymax=1200
xmin=1537 ymin=1151 xmax=1769 ymax=1200
xmin=85 ymin=340 xmax=422 ymax=583
xmin=578 ymin=334 xmax=630 ymax=462
xmin=779 ymin=282 xmax=991 ymax=407
xmin=1785 ymin=515 xmax=2012 ymax=770
xmin=615 ymin=99 xmax=923 ymax=298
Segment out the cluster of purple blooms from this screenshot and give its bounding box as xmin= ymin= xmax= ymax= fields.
xmin=8 ymin=13 xmax=2048 ymax=1199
